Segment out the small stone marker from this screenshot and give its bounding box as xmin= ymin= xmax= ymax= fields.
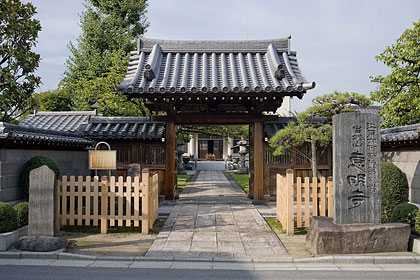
xmin=333 ymin=112 xmax=381 ymax=224
xmin=28 ymin=165 xmax=56 ymax=236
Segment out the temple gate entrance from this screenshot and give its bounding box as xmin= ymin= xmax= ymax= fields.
xmin=116 ymin=37 xmax=315 ymax=201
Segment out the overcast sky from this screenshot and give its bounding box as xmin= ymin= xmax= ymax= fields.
xmin=32 ymin=0 xmax=420 ymax=112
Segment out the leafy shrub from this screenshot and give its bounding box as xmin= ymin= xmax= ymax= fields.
xmin=415 ymin=210 xmax=420 ymax=235
xmin=390 ymin=203 xmax=418 ymax=229
xmin=13 ymin=202 xmax=29 ymax=228
xmin=381 ymin=162 xmax=408 ymax=222
xmin=0 ymin=202 xmax=17 ymax=233
xmin=21 ymin=156 xmax=60 ymax=200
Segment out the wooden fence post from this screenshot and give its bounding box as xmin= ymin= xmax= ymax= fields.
xmin=296 ymin=176 xmax=302 ymax=228
xmin=312 ymin=177 xmax=318 ymax=217
xmin=100 ymin=177 xmax=108 ymax=234
xmin=276 ymin=174 xmax=281 ymax=223
xmin=327 ymin=176 xmax=334 ymax=218
xmin=142 ymin=169 xmax=150 ymax=234
xmin=286 ymin=169 xmax=294 ymax=235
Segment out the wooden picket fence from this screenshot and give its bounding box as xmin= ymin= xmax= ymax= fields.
xmin=56 ymin=169 xmax=159 ymax=234
xmin=276 ymin=169 xmax=333 ymax=235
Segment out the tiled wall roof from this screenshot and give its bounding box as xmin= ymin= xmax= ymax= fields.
xmin=82 ymin=116 xmax=164 ymax=139
xmin=381 ymin=123 xmax=420 ymax=143
xmin=0 ymin=122 xmax=92 ymax=146
xmin=20 ymin=111 xmax=97 ymax=133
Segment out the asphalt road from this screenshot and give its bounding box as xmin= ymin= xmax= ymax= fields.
xmin=1 ymin=266 xmax=419 ymax=280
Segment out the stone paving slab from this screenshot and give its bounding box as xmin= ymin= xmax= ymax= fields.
xmin=146 ymin=171 xmax=288 ymax=259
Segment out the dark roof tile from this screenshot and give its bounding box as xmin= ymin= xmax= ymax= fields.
xmin=117 ymin=37 xmax=315 ymax=95
xmin=82 ymin=116 xmax=164 ymax=139
xmin=20 ymin=111 xmax=98 ymax=133
xmin=0 ymin=122 xmax=92 ymax=146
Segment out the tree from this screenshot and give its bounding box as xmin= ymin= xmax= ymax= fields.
xmin=34 ymin=89 xmax=73 ymax=112
xmin=370 ymin=19 xmax=420 ymax=127
xmin=269 ymin=91 xmax=371 ymax=178
xmin=0 ymin=0 xmax=41 ymax=122
xmin=62 ymin=0 xmax=149 ymax=112
xmin=72 ymin=51 xmax=148 ymax=116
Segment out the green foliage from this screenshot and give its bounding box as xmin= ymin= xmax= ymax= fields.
xmin=0 ymin=202 xmax=17 ymax=233
xmin=415 ymin=210 xmax=420 ymax=235
xmin=71 ymin=51 xmax=148 ymax=116
xmin=381 ymin=162 xmax=408 ymax=222
xmin=228 ymin=172 xmax=249 ymax=194
xmin=390 ymin=203 xmax=418 ymax=227
xmin=177 ymin=174 xmax=192 ymax=194
xmin=21 ymin=156 xmax=60 ymax=200
xmin=269 ymin=91 xmax=370 ymax=177
xmin=34 ymin=88 xmax=73 ymax=111
xmin=62 ymin=0 xmax=149 ymax=114
xmin=370 ymin=20 xmax=420 ymax=127
xmin=0 ymin=0 xmax=41 ymax=122
xmin=13 ymin=201 xmax=28 ymax=228
xmin=270 ymin=91 xmax=370 ymax=156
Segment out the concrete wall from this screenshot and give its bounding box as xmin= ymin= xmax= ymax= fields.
xmin=0 ymin=149 xmax=90 ymax=202
xmin=382 ymin=149 xmax=420 ymax=204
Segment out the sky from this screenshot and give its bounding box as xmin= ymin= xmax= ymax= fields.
xmin=32 ymin=0 xmax=420 ymax=112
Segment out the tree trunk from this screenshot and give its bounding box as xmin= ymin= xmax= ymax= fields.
xmin=310 ymin=139 xmax=319 ymax=179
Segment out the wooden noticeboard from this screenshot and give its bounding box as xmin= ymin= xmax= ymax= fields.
xmin=89 ymin=150 xmax=117 ymax=170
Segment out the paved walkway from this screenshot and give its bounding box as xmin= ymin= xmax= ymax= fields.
xmin=146 ymin=171 xmax=288 ymax=260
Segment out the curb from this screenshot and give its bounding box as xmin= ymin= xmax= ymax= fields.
xmin=1 ymin=251 xmax=419 ymax=264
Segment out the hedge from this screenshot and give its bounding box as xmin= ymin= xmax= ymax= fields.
xmin=381 ymin=162 xmax=408 ymax=222
xmin=13 ymin=202 xmax=29 ymax=228
xmin=20 ymin=156 xmax=60 ymax=200
xmin=0 ymin=202 xmax=17 ymax=233
xmin=390 ymin=203 xmax=419 ymax=228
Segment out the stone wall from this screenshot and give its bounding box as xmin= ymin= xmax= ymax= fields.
xmin=382 ymin=149 xmax=420 ymax=204
xmin=0 ymin=149 xmax=90 ymax=202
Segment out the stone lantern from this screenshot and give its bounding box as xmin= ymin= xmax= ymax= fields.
xmin=235 ymin=138 xmax=248 ymax=174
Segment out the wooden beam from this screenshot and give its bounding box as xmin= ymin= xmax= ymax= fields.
xmin=164 ymin=122 xmax=176 ymax=200
xmin=151 ymin=114 xmax=278 ymax=125
xmin=253 ymin=121 xmax=264 ymax=200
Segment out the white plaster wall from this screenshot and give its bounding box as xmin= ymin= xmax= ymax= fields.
xmin=275 ymin=96 xmax=291 ymax=116
xmin=382 ymin=150 xmax=420 ymax=204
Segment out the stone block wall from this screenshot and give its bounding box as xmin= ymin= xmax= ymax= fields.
xmin=0 ymin=149 xmax=90 ymax=202
xmin=382 ymin=149 xmax=420 ymax=204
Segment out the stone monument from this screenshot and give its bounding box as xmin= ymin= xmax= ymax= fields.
xmin=333 ymin=112 xmax=381 ymax=224
xmin=15 ymin=165 xmax=66 ymax=251
xmin=28 ymin=165 xmax=56 ymax=236
xmin=306 ymin=112 xmax=410 ymax=254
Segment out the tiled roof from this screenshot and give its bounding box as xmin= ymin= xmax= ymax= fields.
xmin=0 ymin=122 xmax=92 ymax=146
xmin=117 ymin=37 xmax=315 ymax=95
xmin=82 ymin=116 xmax=164 ymax=139
xmin=381 ymin=123 xmax=420 ymax=143
xmin=264 ymin=119 xmax=291 ymax=138
xmin=356 ymin=106 xmax=381 ymax=115
xmin=20 ymin=111 xmax=98 ymax=133
xmin=264 ymin=117 xmax=329 ymax=138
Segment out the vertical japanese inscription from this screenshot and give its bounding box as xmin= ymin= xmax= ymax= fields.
xmin=348 ymin=125 xmax=369 ymax=209
xmin=366 ymin=122 xmax=379 ymax=194
xmin=333 ymin=113 xmax=381 ymax=224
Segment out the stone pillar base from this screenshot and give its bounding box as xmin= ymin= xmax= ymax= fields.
xmin=306 ymin=216 xmax=410 ymax=254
